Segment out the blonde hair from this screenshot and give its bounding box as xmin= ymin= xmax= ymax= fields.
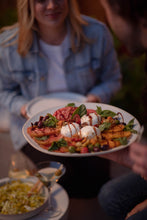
xmin=1 ymin=0 xmax=91 ymax=56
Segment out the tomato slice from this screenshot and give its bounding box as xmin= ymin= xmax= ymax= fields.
xmin=73 ymin=114 xmax=81 ymax=124
xmin=87 ymin=109 xmax=97 ymax=114
xmin=35 ymin=134 xmax=63 ymax=145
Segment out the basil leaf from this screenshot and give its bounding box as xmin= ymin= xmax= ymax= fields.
xmin=129 ymin=129 xmax=137 ymax=134
xmin=66 ymin=103 xmax=75 ymax=107
xmin=96 ymin=106 xmax=116 ymax=117
xmin=48 ymin=138 xmax=67 ymax=151
xmin=124 ymin=118 xmax=137 ymax=133
xmin=99 ymin=122 xmax=111 ymax=132
xmin=114 ymin=137 xmax=128 ymax=145
xmin=43 ymin=114 xmax=58 ymax=128
xmin=126 ymin=118 xmax=135 ymax=128
xmin=35 ymin=135 xmax=49 ymax=141
xmin=96 ymin=106 xmax=102 ymax=115
xmin=71 ymin=104 xmax=87 ymax=119
xmin=57 ymin=138 xmax=68 ymax=146
xmin=100 ymin=110 xmax=117 ymax=117
xmin=48 ymin=143 xmax=59 ymax=151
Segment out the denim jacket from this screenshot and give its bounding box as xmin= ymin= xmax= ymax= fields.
xmin=0 ymin=15 xmax=121 ymax=150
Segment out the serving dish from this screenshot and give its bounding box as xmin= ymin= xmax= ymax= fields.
xmin=23 ymin=102 xmax=141 ymax=157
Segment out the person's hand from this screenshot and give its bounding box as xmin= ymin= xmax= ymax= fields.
xmin=130 ymin=142 xmax=147 ymax=180
xmin=125 ymin=199 xmax=147 ymax=219
xmin=86 ymin=94 xmax=101 ymax=103
xmin=20 ymin=104 xmax=29 ymax=119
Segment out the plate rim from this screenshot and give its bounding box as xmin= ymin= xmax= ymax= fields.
xmin=23 ymin=102 xmax=141 ymax=158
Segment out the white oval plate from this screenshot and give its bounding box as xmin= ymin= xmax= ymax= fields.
xmin=23 ymin=102 xmax=141 ymax=157
xmin=26 ymin=92 xmax=86 ymax=118
xmin=0 ymin=177 xmax=49 ymax=220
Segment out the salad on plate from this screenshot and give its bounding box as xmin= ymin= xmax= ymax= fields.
xmin=26 ymin=103 xmax=139 ymax=155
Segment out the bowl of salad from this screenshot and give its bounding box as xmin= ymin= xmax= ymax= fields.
xmin=0 ymin=177 xmax=48 ymax=220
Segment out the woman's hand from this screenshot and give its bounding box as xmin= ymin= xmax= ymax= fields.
xmin=125 ymin=199 xmax=147 ymax=219
xmin=20 ymin=104 xmax=29 ymax=119
xmin=86 ymin=94 xmax=101 ymax=103
xmin=130 ymin=142 xmax=147 ymax=180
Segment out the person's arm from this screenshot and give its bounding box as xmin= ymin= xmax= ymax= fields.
xmin=86 ymin=94 xmax=101 ymax=103
xmin=125 ymin=199 xmax=147 ymax=219
xmin=130 ymin=142 xmax=147 ymax=179
xmin=20 ymin=104 xmax=29 ymax=118
xmin=99 ymin=147 xmax=133 ymax=169
xmin=100 ymin=141 xmax=147 ymax=178
xmin=89 ymin=24 xmax=122 ymax=103
xmin=0 ymin=45 xmax=28 ymax=116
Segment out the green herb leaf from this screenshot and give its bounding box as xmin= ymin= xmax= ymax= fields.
xmin=130 ymin=129 xmax=137 ymax=134
xmin=48 ymin=143 xmax=59 ymax=151
xmin=100 ymin=110 xmax=117 ymax=117
xmin=43 ymin=114 xmax=58 ymax=128
xmin=99 ymin=122 xmax=111 ymax=132
xmin=66 ymin=103 xmax=75 ymax=107
xmin=96 ymin=106 xmax=102 ymax=115
xmin=124 ymin=118 xmax=137 ymax=133
xmin=48 ymin=138 xmax=67 ymax=151
xmin=115 ymin=119 xmax=120 ymax=125
xmin=35 ymin=136 xmax=49 ymax=141
xmin=114 ymin=137 xmax=128 ymax=145
xmin=96 ymin=106 xmax=116 ymax=117
xmin=71 ymin=104 xmax=87 ymax=119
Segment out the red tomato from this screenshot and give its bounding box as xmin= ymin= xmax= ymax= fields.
xmin=53 ymin=106 xmax=77 ymax=121
xmin=73 ymin=114 xmax=81 ymax=124
xmin=87 ymin=109 xmax=97 ymax=114
xmin=80 ymin=147 xmax=89 ymax=153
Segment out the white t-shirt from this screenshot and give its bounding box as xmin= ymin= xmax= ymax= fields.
xmin=39 ymin=34 xmax=69 ymax=93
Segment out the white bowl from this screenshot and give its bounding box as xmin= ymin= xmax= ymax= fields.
xmin=0 ymin=177 xmax=49 ymax=220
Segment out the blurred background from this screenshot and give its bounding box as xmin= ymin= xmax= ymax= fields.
xmin=0 ymin=0 xmax=146 ymax=129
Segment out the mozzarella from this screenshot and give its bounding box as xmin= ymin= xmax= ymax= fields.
xmin=61 ymin=123 xmax=80 ymax=137
xmin=79 ymin=126 xmax=101 ymax=139
xmin=81 ymin=113 xmax=101 ymax=126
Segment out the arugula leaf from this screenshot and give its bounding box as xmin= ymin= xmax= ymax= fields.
xmin=66 ymin=103 xmax=75 ymax=107
xmin=114 ymin=137 xmax=128 ymax=145
xmin=99 ymin=122 xmax=111 ymax=132
xmin=96 ymin=106 xmax=116 ymax=117
xmin=48 ymin=138 xmax=67 ymax=151
xmin=71 ymin=104 xmax=87 ymax=119
xmin=43 ymin=114 xmax=58 ymax=128
xmin=35 ymin=136 xmax=49 ymax=141
xmin=124 ymin=118 xmax=137 ymax=133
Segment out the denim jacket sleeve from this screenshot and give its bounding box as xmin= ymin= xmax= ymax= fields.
xmin=65 ymin=17 xmax=122 ymax=104
xmin=0 ymin=33 xmax=29 ymax=116
xmin=88 ymin=23 xmax=122 ymax=103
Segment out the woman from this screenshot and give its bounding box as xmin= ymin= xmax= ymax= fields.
xmin=0 ymin=0 xmax=121 ymax=197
